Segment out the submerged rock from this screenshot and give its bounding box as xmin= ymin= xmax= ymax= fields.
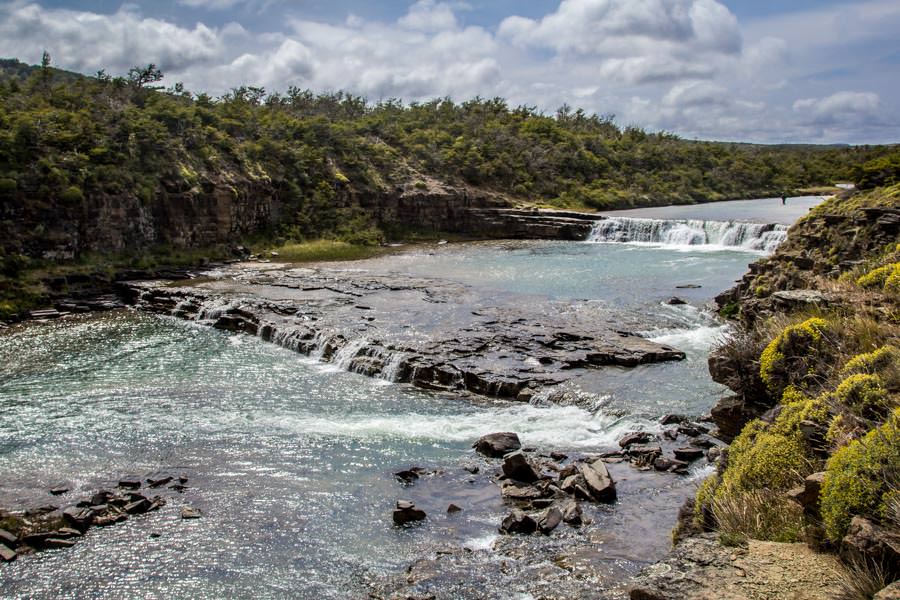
xmin=181 ymin=506 xmax=202 ymax=520
xmin=0 ymin=544 xmax=16 ymax=562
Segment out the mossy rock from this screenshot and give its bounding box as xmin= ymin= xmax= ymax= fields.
xmin=820 ymin=408 xmax=900 ymax=541
xmin=759 ymin=317 xmax=830 ymax=397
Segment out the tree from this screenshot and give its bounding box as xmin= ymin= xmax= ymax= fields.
xmin=127 ymin=64 xmax=164 ymax=88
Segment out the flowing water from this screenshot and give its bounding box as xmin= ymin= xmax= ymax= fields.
xmin=0 ymin=198 xmax=822 ymax=598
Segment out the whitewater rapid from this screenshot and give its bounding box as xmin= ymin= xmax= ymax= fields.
xmin=588 ymin=216 xmax=787 ymax=253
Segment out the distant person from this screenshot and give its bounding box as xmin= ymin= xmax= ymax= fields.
xmin=781 ymin=194 xmax=787 ymax=205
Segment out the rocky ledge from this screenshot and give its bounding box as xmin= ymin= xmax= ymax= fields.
xmin=123 ymin=260 xmax=685 ymax=400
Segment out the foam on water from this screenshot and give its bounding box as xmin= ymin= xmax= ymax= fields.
xmin=589 ymin=216 xmax=787 ymax=253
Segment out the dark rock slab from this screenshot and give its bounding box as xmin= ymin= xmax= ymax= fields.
xmin=785 ymin=471 xmax=825 ymax=514
xmin=0 ymin=544 xmax=16 ymax=562
xmin=537 ymin=506 xmax=563 ymax=534
xmin=841 ymin=517 xmax=900 ymax=578
xmin=578 ymin=459 xmax=616 ymax=502
xmin=0 ymin=528 xmax=17 ymax=548
xmin=619 ymin=431 xmax=654 ymax=448
xmin=447 ymin=504 xmax=462 ymax=514
xmin=393 ymin=501 xmax=426 ymax=526
xmin=501 ymin=451 xmax=539 ymax=483
xmin=473 ymin=432 xmax=521 ymax=458
xmin=673 ymin=447 xmax=705 ymax=462
xmin=499 ymin=509 xmax=537 ymax=535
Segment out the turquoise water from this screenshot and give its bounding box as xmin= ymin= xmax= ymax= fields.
xmin=0 ymin=198 xmax=819 ymax=598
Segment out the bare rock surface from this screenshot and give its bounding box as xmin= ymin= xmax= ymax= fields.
xmin=126 ymin=260 xmax=685 ymax=400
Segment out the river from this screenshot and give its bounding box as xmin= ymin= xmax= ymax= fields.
xmin=0 ymin=197 xmax=824 ymax=598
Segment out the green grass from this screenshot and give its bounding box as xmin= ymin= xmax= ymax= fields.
xmin=265 ymin=240 xmax=384 ymax=263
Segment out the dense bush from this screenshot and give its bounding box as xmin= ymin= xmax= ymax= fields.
xmin=820 ymin=408 xmax=900 ymax=541
xmin=759 ymin=317 xmax=831 ymax=397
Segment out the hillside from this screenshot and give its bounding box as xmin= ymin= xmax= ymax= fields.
xmin=0 ymin=57 xmax=898 ymax=318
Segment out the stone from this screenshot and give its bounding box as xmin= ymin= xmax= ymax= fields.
xmin=181 ymin=506 xmax=202 ymax=520
xmin=147 ymin=475 xmax=173 ymax=488
xmin=537 ymin=506 xmax=563 ymax=534
xmin=0 ymin=544 xmax=16 ymax=562
xmin=625 ymin=444 xmax=662 ymax=462
xmin=675 ymin=284 xmax=701 ymax=289
xmin=665 ymin=297 xmax=687 ymax=305
xmin=447 ymin=504 xmax=462 ymax=514
xmin=560 ymin=499 xmax=583 ymax=526
xmin=125 ymin=498 xmax=152 ymax=515
xmin=578 ymin=459 xmax=616 ymax=502
xmin=689 ymin=434 xmax=721 ymax=449
xmin=462 ymin=464 xmax=479 ymax=474
xmin=393 ymin=502 xmax=426 ymax=526
xmin=0 ymin=528 xmax=17 ymax=548
xmin=660 ymin=414 xmax=688 ymax=425
xmin=653 ymin=457 xmax=689 ymax=473
xmin=42 ymin=538 xmax=77 ymax=549
xmin=618 ymin=431 xmax=654 ymax=448
xmin=501 ymin=481 xmax=546 ymax=501
xmin=56 ymin=528 xmax=82 ymax=538
xmin=90 ymin=491 xmax=113 ymax=506
xmin=706 ymin=447 xmax=722 ymax=462
xmin=62 ymin=506 xmax=93 ymax=527
xmin=677 ymin=422 xmax=709 ymax=437
xmin=472 ymin=432 xmax=521 ymax=457
xmin=499 ymin=509 xmax=537 ymax=535
xmin=841 ymin=517 xmax=900 ymax=577
xmin=118 ymin=478 xmax=141 ymax=489
xmin=549 ymin=451 xmax=568 ymax=461
xmin=501 ymin=451 xmax=539 ymax=483
xmin=394 ymin=470 xmax=421 ymax=484
xmin=874 ymin=582 xmax=900 ymax=600
xmin=21 ymin=531 xmax=61 ymax=546
xmin=673 ymin=447 xmax=705 ymax=462
xmin=49 ymin=486 xmax=69 ymax=496
xmin=785 ymin=471 xmax=825 ymax=513
xmin=93 ymin=512 xmax=128 ymax=527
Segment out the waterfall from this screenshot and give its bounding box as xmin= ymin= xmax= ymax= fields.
xmin=379 ymin=351 xmax=406 ymax=382
xmin=588 ymin=217 xmax=787 ymax=252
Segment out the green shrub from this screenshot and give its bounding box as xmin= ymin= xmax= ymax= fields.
xmin=759 ymin=317 xmax=830 ymax=397
xmin=841 ymin=345 xmax=900 ymax=382
xmin=833 ymin=373 xmax=890 ymax=419
xmin=59 ymin=185 xmax=84 ymax=203
xmin=856 ymin=263 xmax=897 ymax=289
xmin=820 ymin=408 xmax=900 ymax=540
xmin=885 ymin=263 xmax=900 ymax=293
xmin=0 ymin=177 xmax=16 ymax=194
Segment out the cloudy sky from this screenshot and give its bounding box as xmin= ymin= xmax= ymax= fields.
xmin=2 ymin=0 xmax=898 ymax=144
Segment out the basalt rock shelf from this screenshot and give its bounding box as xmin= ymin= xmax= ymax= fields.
xmin=124 ymin=261 xmax=686 ymax=400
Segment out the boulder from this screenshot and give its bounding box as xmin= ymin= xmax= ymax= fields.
xmin=394 ymin=469 xmax=421 ymax=485
xmin=181 ymin=506 xmax=202 ymax=520
xmin=677 ymin=422 xmax=709 ymax=437
xmin=0 ymin=528 xmax=17 ymax=548
xmin=501 ymin=481 xmax=547 ymax=501
xmin=447 ymin=504 xmax=462 ymax=514
xmin=625 ymin=444 xmax=662 ymax=462
xmin=147 ymin=475 xmax=174 ymax=488
xmin=673 ymin=447 xmax=705 ymax=462
xmin=125 ymin=498 xmax=152 ymax=515
xmin=578 ymin=460 xmax=616 ymax=502
xmin=785 ymin=471 xmax=825 ymax=514
xmin=49 ymin=486 xmax=69 ymax=496
xmin=653 ymin=457 xmax=689 ymax=473
xmin=499 ymin=509 xmax=537 ymax=535
xmin=62 ymin=506 xmax=94 ymax=528
xmin=841 ymin=517 xmax=900 ymax=577
xmin=537 ymin=506 xmax=563 ymax=534
xmin=393 ymin=501 xmax=426 ymax=526
xmin=660 ymin=414 xmax=688 ymax=425
xmin=618 ymin=431 xmax=654 ymax=448
xmin=560 ymin=499 xmax=583 ymax=526
xmin=0 ymin=544 xmax=15 ymax=562
xmin=473 ymin=432 xmax=521 ymax=457
xmin=665 ymin=297 xmax=687 ymax=305
xmin=501 ymin=451 xmax=539 ymax=483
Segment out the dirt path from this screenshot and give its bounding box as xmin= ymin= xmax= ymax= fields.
xmin=628 ymin=533 xmax=846 ymax=600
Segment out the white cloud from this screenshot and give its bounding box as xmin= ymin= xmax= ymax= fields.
xmin=0 ymin=0 xmax=896 ymax=143
xmin=793 ymin=91 xmax=881 ymax=125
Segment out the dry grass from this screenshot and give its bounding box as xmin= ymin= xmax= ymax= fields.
xmin=712 ymin=489 xmax=809 ymax=543
xmin=836 ymin=555 xmax=893 ymax=600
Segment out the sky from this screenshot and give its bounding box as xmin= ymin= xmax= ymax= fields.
xmin=1 ymin=0 xmax=898 ymax=144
